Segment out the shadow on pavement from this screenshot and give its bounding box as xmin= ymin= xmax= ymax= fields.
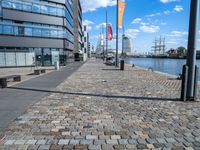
xmin=8 ymin=86 xmax=181 ymax=102
xmin=102 ymin=69 xmax=121 ymax=71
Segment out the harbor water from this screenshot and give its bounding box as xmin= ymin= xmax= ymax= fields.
xmin=125 ymin=58 xmax=200 ymax=80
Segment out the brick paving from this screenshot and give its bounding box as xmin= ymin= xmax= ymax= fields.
xmin=0 ymin=59 xmax=200 ymax=150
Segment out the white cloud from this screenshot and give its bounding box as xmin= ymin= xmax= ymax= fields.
xmin=174 ymin=5 xmax=183 ymax=12
xmin=83 ymin=20 xmax=94 ymax=30
xmin=160 ymin=0 xmax=181 ymax=4
xmin=125 ymin=29 xmax=140 ymax=38
xmin=145 ymin=13 xmax=161 ymax=18
xmin=167 ymin=31 xmax=188 ymax=37
xmin=80 ymin=0 xmax=116 ymax=13
xmin=140 ymin=25 xmax=160 ymax=33
xmin=96 ymin=22 xmax=107 ymax=29
xmin=132 ymin=18 xmax=142 ymax=24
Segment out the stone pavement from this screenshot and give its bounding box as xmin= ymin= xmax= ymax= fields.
xmin=0 ymin=59 xmax=200 ymax=150
xmin=0 ymin=62 xmax=83 ymax=134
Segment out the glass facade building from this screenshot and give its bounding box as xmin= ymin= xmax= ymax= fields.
xmin=0 ymin=0 xmax=74 ymax=67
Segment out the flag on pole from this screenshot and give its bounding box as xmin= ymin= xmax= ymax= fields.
xmin=107 ymin=24 xmax=113 ymax=41
xmin=118 ymin=0 xmax=126 ymax=28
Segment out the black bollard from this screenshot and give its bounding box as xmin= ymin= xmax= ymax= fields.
xmin=120 ymin=60 xmax=125 ymax=71
xmin=181 ymin=65 xmax=188 ymax=101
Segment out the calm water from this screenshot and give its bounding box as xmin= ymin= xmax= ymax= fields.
xmin=125 ymin=58 xmax=200 ymax=80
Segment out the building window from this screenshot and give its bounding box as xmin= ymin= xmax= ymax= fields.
xmin=33 ymin=28 xmax=41 ymax=36
xmin=3 ymin=25 xmax=13 ymax=34
xmin=13 ymin=0 xmax=22 ymax=10
xmin=32 ymin=4 xmax=40 ymax=13
xmin=25 ymin=27 xmax=32 ymax=36
xmin=48 ymin=6 xmax=57 ymax=15
xmin=42 ymin=29 xmax=50 ymax=37
xmin=23 ymin=2 xmax=32 ymax=12
xmin=41 ymin=5 xmax=48 ymax=14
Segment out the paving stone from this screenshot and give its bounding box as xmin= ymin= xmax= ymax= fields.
xmin=110 ymin=135 xmax=121 ymax=140
xmin=102 ymin=144 xmax=114 ymax=150
xmin=69 ymin=139 xmax=80 ymax=145
xmin=63 ymin=145 xmax=74 ymax=150
xmin=58 ymin=139 xmax=69 ymax=145
xmin=50 ymin=145 xmax=63 ymax=150
xmin=136 ymin=144 xmax=147 ymax=149
xmin=94 ymin=140 xmax=106 ymax=145
xmin=36 ymin=140 xmax=47 ymax=145
xmin=27 ymin=145 xmax=39 ymax=150
xmin=74 ymin=145 xmax=88 ymax=149
xmin=80 ymin=139 xmax=93 ymax=145
xmin=88 ymin=145 xmax=101 ymax=150
xmin=147 ymin=144 xmax=155 ymax=149
xmin=38 ymin=145 xmax=51 ymax=150
xmin=128 ymin=139 xmax=137 ymax=144
xmin=4 ymin=140 xmax=15 ymax=145
xmin=86 ymin=135 xmax=98 ymax=140
xmin=99 ymin=135 xmax=110 ymax=140
xmin=17 ymin=145 xmax=29 ymax=150
xmin=46 ymin=139 xmax=58 ymax=145
xmin=106 ymin=139 xmax=118 ymax=145
xmin=113 ymin=145 xmax=125 ymax=149
xmin=26 ymin=140 xmax=37 ymax=145
xmin=118 ymin=139 xmax=128 ymax=145
xmin=14 ymin=140 xmax=26 ymax=145
xmin=125 ymin=144 xmax=137 ymax=149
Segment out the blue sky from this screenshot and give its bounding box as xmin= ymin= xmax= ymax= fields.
xmin=80 ymin=0 xmax=200 ymax=54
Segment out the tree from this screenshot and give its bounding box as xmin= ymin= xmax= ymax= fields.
xmin=177 ymin=46 xmax=187 ymax=57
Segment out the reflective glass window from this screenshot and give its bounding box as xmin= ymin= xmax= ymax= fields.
xmin=42 ymin=29 xmax=50 ymax=37
xmin=50 ymin=30 xmax=58 ymax=38
xmin=23 ymin=2 xmax=32 ymax=12
xmin=12 ymin=0 xmax=22 ymax=10
xmin=25 ymin=27 xmax=32 ymax=36
xmin=48 ymin=6 xmax=57 ymax=15
xmin=13 ymin=26 xmax=18 ymax=35
xmin=57 ymin=8 xmax=63 ymax=16
xmin=0 ymin=25 xmax=2 ymax=34
xmin=41 ymin=5 xmax=48 ymax=14
xmin=2 ymin=1 xmax=12 ymax=8
xmin=3 ymin=25 xmax=14 ymax=34
xmin=32 ymin=4 xmax=40 ymax=13
xmin=33 ymin=28 xmax=41 ymax=36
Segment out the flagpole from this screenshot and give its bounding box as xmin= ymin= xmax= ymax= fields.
xmin=115 ymin=0 xmax=119 ymax=67
xmin=106 ymin=10 xmax=108 ymax=62
xmin=122 ymin=25 xmax=125 ymax=56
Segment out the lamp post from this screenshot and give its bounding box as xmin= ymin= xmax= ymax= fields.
xmin=186 ymin=0 xmax=199 ymax=100
xmin=115 ymin=0 xmax=119 ymax=67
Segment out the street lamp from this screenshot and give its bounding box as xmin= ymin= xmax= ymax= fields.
xmin=182 ymin=0 xmax=199 ymax=101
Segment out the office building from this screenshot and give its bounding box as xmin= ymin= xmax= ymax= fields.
xmin=0 ymin=0 xmax=74 ymax=67
xmin=73 ymin=0 xmax=83 ymax=61
xmin=82 ymin=25 xmax=88 ymax=61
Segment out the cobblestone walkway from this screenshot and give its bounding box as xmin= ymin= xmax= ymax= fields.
xmin=0 ymin=59 xmax=200 ymax=150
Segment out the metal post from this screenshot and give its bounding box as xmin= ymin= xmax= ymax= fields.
xmin=106 ymin=10 xmax=108 ymax=62
xmin=102 ymin=25 xmax=105 ymax=61
xmin=115 ymin=0 xmax=119 ymax=67
xmin=122 ymin=26 xmax=125 ymax=56
xmin=186 ymin=0 xmax=200 ymax=100
xmin=181 ymin=65 xmax=188 ymax=101
xmin=194 ymin=66 xmax=199 ymax=100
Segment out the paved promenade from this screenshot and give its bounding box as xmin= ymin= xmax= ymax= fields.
xmin=0 ymin=62 xmax=83 ymax=134
xmin=0 ymin=59 xmax=200 ymax=150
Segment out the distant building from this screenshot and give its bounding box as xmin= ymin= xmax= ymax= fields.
xmin=123 ymin=36 xmax=132 ymax=54
xmin=73 ymin=0 xmax=83 ymax=61
xmin=0 ymin=0 xmax=74 ymax=67
xmin=82 ymin=25 xmax=88 ymax=61
xmin=88 ymin=41 xmax=91 ymax=58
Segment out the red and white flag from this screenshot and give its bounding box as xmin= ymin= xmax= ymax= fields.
xmin=107 ymin=24 xmax=113 ymax=41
